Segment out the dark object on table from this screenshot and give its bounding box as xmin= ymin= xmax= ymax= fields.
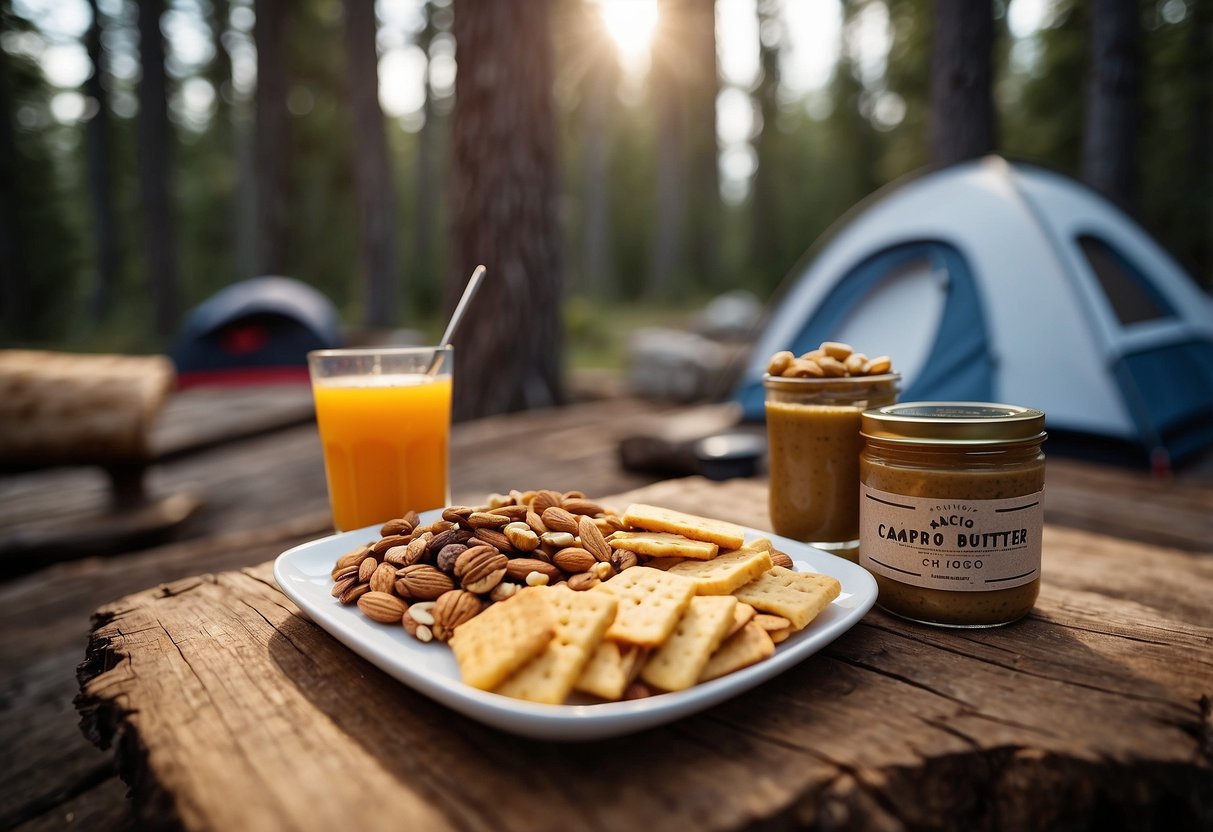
xmin=620 ymin=429 xmax=765 ymax=481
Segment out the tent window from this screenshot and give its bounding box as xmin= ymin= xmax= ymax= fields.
xmin=1077 ymin=235 xmax=1173 ymax=325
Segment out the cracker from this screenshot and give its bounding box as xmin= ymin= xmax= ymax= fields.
xmin=667 ymin=547 xmax=774 ymax=595
xmin=765 ymin=565 xmax=843 ymax=597
xmin=449 ymin=588 xmax=555 ymax=691
xmin=726 ymin=602 xmax=756 ymax=638
xmin=610 ymin=531 xmax=718 ymax=560
xmin=640 ymin=595 xmax=737 ymax=691
xmin=622 ymin=503 xmax=746 ymax=550
xmin=699 ymin=621 xmax=775 ymax=682
xmin=495 ymin=586 xmax=618 ymax=704
xmin=642 ymin=556 xmax=687 ymax=571
xmin=754 ymin=613 xmax=792 ymax=632
xmin=593 ymin=566 xmax=696 ymax=647
xmin=732 ymin=568 xmax=840 ymax=630
xmin=574 ymin=641 xmax=646 ymax=701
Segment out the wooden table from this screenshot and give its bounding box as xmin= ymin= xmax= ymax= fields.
xmin=2 ymin=394 xmax=1211 ymax=830
xmin=75 ymin=489 xmax=1213 ymax=830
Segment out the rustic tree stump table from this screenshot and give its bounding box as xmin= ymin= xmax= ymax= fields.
xmin=76 ymin=476 xmax=1213 ymax=831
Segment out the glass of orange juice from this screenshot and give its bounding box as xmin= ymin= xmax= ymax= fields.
xmin=307 ymin=346 xmax=453 ymax=531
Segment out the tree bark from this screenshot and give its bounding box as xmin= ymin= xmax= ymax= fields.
xmin=413 ymin=3 xmax=440 ymax=292
xmin=929 ymin=0 xmax=994 ymax=165
xmin=254 ymin=0 xmax=290 ymax=275
xmin=136 ymin=0 xmax=179 ymax=338
xmin=682 ymin=0 xmax=719 ymax=289
xmin=448 ymin=0 xmax=564 ymax=419
xmin=341 ymin=0 xmax=398 ymax=328
xmin=750 ymin=0 xmax=781 ymax=286
xmin=1082 ymin=0 xmax=1140 ymax=210
xmin=650 ymin=0 xmax=686 ymax=296
xmin=0 ymin=4 xmax=25 ymax=336
xmin=580 ymin=11 xmax=617 ymax=297
xmin=83 ymin=0 xmax=119 ymax=324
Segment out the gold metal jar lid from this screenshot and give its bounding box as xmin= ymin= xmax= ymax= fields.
xmin=861 ymin=402 xmax=1046 ymax=445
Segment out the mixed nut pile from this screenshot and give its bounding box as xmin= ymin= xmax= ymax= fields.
xmin=330 ymin=489 xmax=662 ymax=644
xmin=766 ymin=340 xmax=893 ymax=379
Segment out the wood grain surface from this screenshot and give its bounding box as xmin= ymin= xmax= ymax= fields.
xmin=74 ymin=477 xmax=1213 ymax=831
xmin=1 ymin=394 xmax=1210 ymax=830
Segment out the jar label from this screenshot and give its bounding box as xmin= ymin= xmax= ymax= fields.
xmin=858 ymin=485 xmax=1043 ymax=591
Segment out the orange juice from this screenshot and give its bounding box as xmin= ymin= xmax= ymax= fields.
xmin=312 ymin=373 xmax=452 ymax=530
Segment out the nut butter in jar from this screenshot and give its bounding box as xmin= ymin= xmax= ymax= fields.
xmin=765 ymin=372 xmax=900 ymax=556
xmin=858 ymin=403 xmax=1046 ymax=627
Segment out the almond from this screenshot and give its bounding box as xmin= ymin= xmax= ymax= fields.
xmin=578 ymin=515 xmax=612 ymax=562
xmin=400 ymin=533 xmax=433 ymax=566
xmin=566 ymin=571 xmax=600 ymax=591
xmin=455 ymin=546 xmax=508 ymax=593
xmin=335 ymin=545 xmax=371 ymax=571
xmin=380 ymin=517 xmax=413 ymax=537
xmin=357 ymin=556 xmax=378 ymax=583
xmin=442 ymin=505 xmax=475 ymax=524
xmin=493 ymin=504 xmax=530 ymax=522
xmin=467 ymin=511 xmax=511 ymax=530
xmin=339 ymin=582 xmax=370 ymax=605
xmin=331 ymin=575 xmax=357 ymax=598
xmin=397 ymin=564 xmax=455 ymax=601
xmin=431 ymin=589 xmax=483 ymax=640
xmin=505 ymin=557 xmax=562 ymax=582
xmin=370 ymin=562 xmax=397 ymax=594
xmin=771 ymin=550 xmax=794 ymax=569
xmin=428 ymin=527 xmax=472 ymax=552
xmin=371 ymin=534 xmax=411 ymax=556
xmin=402 ymin=609 xmax=433 ymax=642
xmin=541 ymin=506 xmax=579 ymax=535
xmin=473 ymin=527 xmax=516 ymax=554
xmin=552 ymin=546 xmax=596 ymax=573
xmin=530 ymin=489 xmax=563 ymax=515
xmin=563 ymin=498 xmax=605 ymax=516
xmin=526 ymin=510 xmax=548 ymax=535
xmin=358 ymin=591 xmax=406 ymax=624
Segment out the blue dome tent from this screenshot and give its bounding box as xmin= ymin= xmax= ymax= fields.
xmin=172 ymin=277 xmax=342 ymax=387
xmin=735 ymin=157 xmax=1213 ymax=469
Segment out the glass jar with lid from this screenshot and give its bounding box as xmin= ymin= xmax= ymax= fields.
xmin=858 ymin=402 xmax=1046 ymax=627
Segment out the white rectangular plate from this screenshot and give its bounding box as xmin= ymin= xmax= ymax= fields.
xmin=274 ymin=513 xmax=877 ymax=741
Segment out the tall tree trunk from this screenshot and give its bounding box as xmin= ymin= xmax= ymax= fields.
xmin=1082 ymin=0 xmax=1140 ymax=210
xmin=929 ymin=0 xmax=994 ymax=165
xmin=580 ymin=17 xmax=617 ymax=297
xmin=413 ymin=3 xmax=439 ymax=291
xmin=750 ymin=0 xmax=782 ymax=287
xmin=0 ymin=3 xmax=25 ymax=336
xmin=650 ymin=0 xmax=685 ymax=296
xmin=83 ymin=0 xmax=119 ymax=323
xmin=254 ymin=0 xmax=290 ymax=275
xmin=342 ymin=0 xmax=398 ymax=328
xmin=682 ymin=0 xmax=719 ymax=289
xmin=136 ymin=0 xmax=179 ymax=338
xmin=448 ymin=0 xmax=564 ymax=419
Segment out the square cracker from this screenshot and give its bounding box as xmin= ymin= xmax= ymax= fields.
xmin=449 ymin=588 xmax=555 ymax=691
xmin=641 ymin=595 xmax=737 ymax=691
xmin=732 ymin=568 xmax=840 ymax=630
xmin=699 ymin=620 xmax=775 ymax=682
xmin=726 ymin=602 xmax=757 ymax=638
xmin=668 ymin=548 xmax=774 ymax=595
xmin=622 ymin=503 xmax=746 ymax=550
xmin=610 ymin=531 xmax=718 ymax=561
xmin=495 ymin=586 xmax=618 ymax=705
xmin=575 ymin=641 xmax=646 ymax=701
xmin=593 ymin=566 xmax=696 ymax=647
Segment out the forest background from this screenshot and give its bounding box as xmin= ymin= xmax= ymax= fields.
xmin=1 ymin=0 xmax=1209 ymax=418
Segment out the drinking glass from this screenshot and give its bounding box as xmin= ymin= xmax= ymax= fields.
xmin=308 ymin=346 xmax=453 ymax=531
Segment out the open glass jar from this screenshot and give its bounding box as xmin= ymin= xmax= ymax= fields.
xmin=858 ymin=403 xmax=1046 ymax=627
xmin=764 ymin=373 xmax=900 ymax=557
